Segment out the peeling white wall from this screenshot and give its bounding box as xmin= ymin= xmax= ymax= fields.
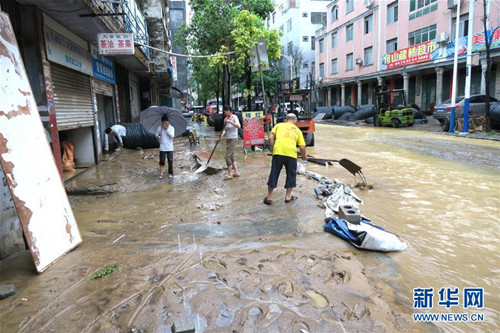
xmin=0 ymin=164 xmax=25 ymax=259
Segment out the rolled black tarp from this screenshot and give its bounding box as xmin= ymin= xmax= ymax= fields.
xmin=122 ymin=123 xmax=159 ymax=149
xmin=332 ymin=106 xmax=356 ymax=119
xmin=311 ymin=106 xmax=334 ymax=120
xmin=350 ymin=105 xmax=376 ymax=121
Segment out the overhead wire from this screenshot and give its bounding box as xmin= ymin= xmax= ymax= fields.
xmin=134 ymin=42 xmax=234 ymax=58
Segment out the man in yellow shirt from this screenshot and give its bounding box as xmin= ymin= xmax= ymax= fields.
xmin=264 ymin=113 xmax=308 ymax=204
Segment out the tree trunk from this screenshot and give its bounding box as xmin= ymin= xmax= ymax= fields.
xmin=216 ymin=67 xmax=220 ymax=113
xmin=482 ymin=0 xmax=496 ymax=131
xmin=221 ymin=65 xmax=225 ymax=109
xmin=226 ymin=62 xmax=232 ymax=108
xmin=246 ymin=58 xmax=252 ymax=111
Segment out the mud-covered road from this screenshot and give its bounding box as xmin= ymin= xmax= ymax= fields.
xmin=1 ymin=120 xmax=499 ymax=333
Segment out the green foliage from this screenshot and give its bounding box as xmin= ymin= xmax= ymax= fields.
xmin=90 ymin=264 xmax=123 ymax=280
xmin=175 ymin=0 xmax=278 ymax=101
xmin=217 ymin=10 xmax=282 ymax=69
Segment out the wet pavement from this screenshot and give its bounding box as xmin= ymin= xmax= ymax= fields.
xmin=1 ymin=119 xmax=499 ymax=332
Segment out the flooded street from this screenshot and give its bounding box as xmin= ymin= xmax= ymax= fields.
xmin=310 ymin=123 xmax=500 ymax=333
xmin=1 ymin=121 xmax=499 ymax=332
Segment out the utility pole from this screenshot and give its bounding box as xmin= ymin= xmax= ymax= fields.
xmin=462 ymin=0 xmax=475 ymax=133
xmin=449 ymin=0 xmax=461 ymax=133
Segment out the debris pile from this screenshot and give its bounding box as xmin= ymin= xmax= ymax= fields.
xmin=298 ymin=163 xmax=407 ymax=252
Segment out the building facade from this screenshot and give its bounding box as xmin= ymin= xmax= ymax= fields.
xmin=268 ymin=0 xmax=330 ymax=89
xmin=0 ymin=0 xmax=172 ymax=173
xmin=315 ymin=0 xmax=500 ymax=112
xmin=169 ymin=1 xmax=189 ymax=111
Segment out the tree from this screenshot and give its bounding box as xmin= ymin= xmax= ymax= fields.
xmin=175 ymin=0 xmax=238 ymax=107
xmin=290 ymin=46 xmax=305 ymax=80
xmin=175 ymin=1 xmax=276 ymax=108
xmin=211 ymin=10 xmax=282 ymax=109
xmin=481 ymin=0 xmax=499 ymax=131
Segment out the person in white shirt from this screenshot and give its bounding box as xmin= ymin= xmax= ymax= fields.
xmin=221 ymin=105 xmax=241 ymax=180
xmin=156 ymin=115 xmax=175 ymax=179
xmin=105 ymin=124 xmax=126 ymax=151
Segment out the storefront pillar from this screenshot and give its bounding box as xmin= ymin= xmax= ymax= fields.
xmin=403 ymin=72 xmax=409 ymax=101
xmin=341 ymin=84 xmax=346 ymax=106
xmin=327 ymin=86 xmax=331 ymax=106
xmin=357 ymin=81 xmax=362 ymax=106
xmin=480 ymin=59 xmax=487 ymax=95
xmin=435 ymin=67 xmax=444 ymax=106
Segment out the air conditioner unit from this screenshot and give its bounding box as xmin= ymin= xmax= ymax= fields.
xmin=356 ymin=58 xmax=363 ymax=65
xmin=364 ymin=0 xmax=374 ymax=7
xmin=318 ymin=76 xmax=323 ymax=82
xmin=437 ymin=32 xmax=449 ymax=43
xmin=447 ymin=0 xmax=457 ymax=9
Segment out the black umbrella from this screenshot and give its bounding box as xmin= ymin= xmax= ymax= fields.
xmin=139 ymin=106 xmax=187 ymax=137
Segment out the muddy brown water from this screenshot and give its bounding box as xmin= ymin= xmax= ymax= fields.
xmin=0 ymin=121 xmax=498 ymax=332
xmin=309 ymin=123 xmax=500 ymax=333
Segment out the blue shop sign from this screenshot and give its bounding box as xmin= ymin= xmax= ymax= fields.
xmin=91 ymin=45 xmax=116 ymax=84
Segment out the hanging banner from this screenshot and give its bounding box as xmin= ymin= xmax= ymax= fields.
xmin=171 ymin=55 xmax=178 ymax=81
xmin=44 ymin=26 xmax=93 ymax=75
xmin=91 ymin=45 xmax=116 ymax=84
xmin=472 ymin=27 xmax=500 ymax=52
xmin=243 ymin=111 xmax=265 ymax=146
xmin=381 ymin=40 xmax=437 ymax=70
xmin=98 ymin=33 xmax=134 ymax=55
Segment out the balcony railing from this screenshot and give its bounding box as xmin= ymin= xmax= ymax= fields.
xmin=89 ymin=0 xmax=150 ymax=58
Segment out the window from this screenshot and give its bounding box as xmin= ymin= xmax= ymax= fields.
xmin=302 ymin=12 xmax=308 ymax=18
xmin=410 ymin=0 xmax=437 ymax=12
xmin=311 ymin=61 xmax=316 ymax=77
xmin=387 ymin=1 xmax=398 ymax=24
xmin=319 ymin=39 xmax=324 ymax=53
xmin=408 ymin=24 xmax=436 ymax=45
xmin=386 ymin=38 xmax=398 ymax=52
xmin=287 ymin=19 xmax=292 ymax=32
xmin=364 ymin=47 xmax=373 ymax=65
xmin=303 ymin=36 xmax=309 ymax=42
xmin=311 ymin=36 xmax=316 ymax=50
xmin=287 ymin=41 xmax=293 ymax=55
xmin=346 ymin=53 xmax=353 ymax=70
xmin=346 ymin=0 xmax=354 ymax=14
xmin=280 ymin=25 xmax=284 ymax=32
xmin=331 ymin=32 xmax=338 ymax=48
xmin=319 ymin=63 xmax=325 ymax=77
xmin=272 ymin=12 xmax=275 ymax=23
xmin=311 ymin=12 xmax=327 ymax=26
xmin=303 ymin=62 xmax=309 ymax=69
xmin=365 ymin=14 xmax=373 ymax=34
xmin=452 ymin=14 xmax=469 ymax=38
xmin=346 ymin=24 xmax=353 ymax=41
xmin=331 ymin=58 xmax=338 ymax=74
xmin=331 ymin=5 xmax=338 ymax=22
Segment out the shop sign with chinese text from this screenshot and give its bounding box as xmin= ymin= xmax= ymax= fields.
xmin=381 ymin=40 xmax=437 ymax=70
xmin=98 ymin=33 xmax=134 ymax=55
xmin=44 ymin=26 xmax=92 ymax=75
xmin=472 ymin=27 xmax=500 ymax=52
xmin=91 ymin=45 xmax=115 ymax=84
xmin=243 ymin=111 xmax=265 ymax=146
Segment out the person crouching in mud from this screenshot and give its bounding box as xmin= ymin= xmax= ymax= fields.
xmin=264 ymin=113 xmax=307 ymax=204
xmin=156 ymin=115 xmax=175 ymax=179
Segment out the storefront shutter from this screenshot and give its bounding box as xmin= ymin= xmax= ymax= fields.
xmin=51 ymin=65 xmax=94 ymax=130
xmin=93 ymin=78 xmax=115 ymax=97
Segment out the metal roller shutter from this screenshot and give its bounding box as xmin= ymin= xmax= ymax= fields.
xmin=52 ymin=65 xmax=94 ymax=130
xmin=93 ymin=79 xmax=114 ymax=97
